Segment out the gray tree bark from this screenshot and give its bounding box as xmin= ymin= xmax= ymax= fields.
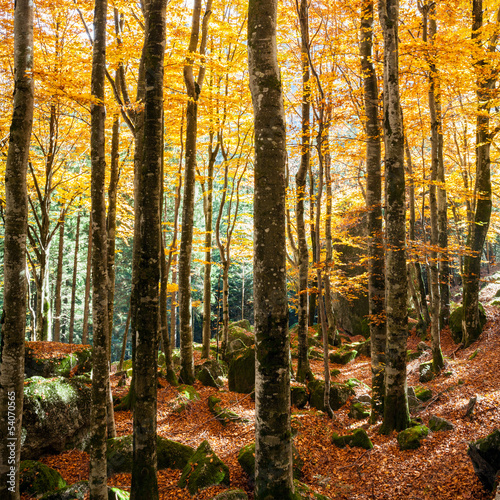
xmin=53 ymin=211 xmax=66 ymax=342
xmin=69 ymin=211 xmax=81 ymax=344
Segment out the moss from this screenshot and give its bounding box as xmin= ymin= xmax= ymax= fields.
xmin=428 ymin=415 xmax=454 ymax=432
xmin=397 ymin=425 xmax=429 ymax=450
xmin=293 ymin=479 xmax=331 ymax=499
xmin=349 ymin=402 xmax=371 ymax=420
xmin=108 ymin=487 xmax=130 ymax=500
xmin=40 ymin=480 xmax=89 ymax=499
xmin=207 ymin=395 xmax=244 ymax=425
xmin=332 ymin=429 xmax=373 ymax=450
xmin=172 ymin=385 xmax=201 ymax=412
xmin=329 ymin=347 xmax=357 ymax=365
xmin=178 ymin=440 xmax=230 ymax=495
xmin=230 ymin=319 xmax=251 ymax=331
xmin=468 ymin=349 xmax=479 ymax=360
xmin=414 ymin=386 xmax=432 ymax=402
xmin=212 ymin=490 xmax=248 ymax=500
xmin=308 ymin=380 xmax=354 ymax=412
xmin=407 ymin=349 xmax=420 ymax=362
xmin=290 ymin=386 xmax=308 ymax=409
xmin=20 ymin=460 xmax=67 ymax=496
xmin=449 ymin=304 xmax=487 ymax=344
xmin=228 ymin=347 xmax=255 ymax=394
xmin=330 ymin=368 xmax=341 ymax=377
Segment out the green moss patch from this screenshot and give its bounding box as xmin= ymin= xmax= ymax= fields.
xmin=449 ymin=303 xmax=487 ymax=344
xmin=207 ymin=395 xmax=245 ymax=425
xmin=397 ymin=425 xmax=429 ymax=450
xmin=332 ymin=428 xmax=373 ymax=450
xmin=414 ymin=386 xmax=433 ymax=402
xmin=428 ymin=415 xmax=454 ymax=432
xmin=228 ymin=347 xmax=255 ymax=394
xmin=308 ymin=380 xmax=354 ymax=412
xmin=329 ymin=347 xmax=357 ymax=365
xmin=20 ymin=460 xmax=66 ymax=496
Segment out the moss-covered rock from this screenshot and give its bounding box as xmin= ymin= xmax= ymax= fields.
xmin=291 ymin=385 xmax=308 ymax=409
xmin=172 ymin=384 xmax=201 ymax=412
xmin=308 ymin=380 xmax=355 ymax=412
xmin=230 ymin=319 xmax=252 ymax=331
xmin=293 ymin=480 xmax=331 ymax=499
xmin=24 ymin=344 xmax=93 ymax=379
xmin=237 ymin=442 xmax=303 ymax=486
xmin=107 ymin=434 xmax=195 ymax=475
xmin=178 ymin=440 xmax=230 ymax=495
xmin=195 ymin=359 xmax=224 ymax=388
xmin=39 ymin=481 xmax=130 ymax=500
xmin=22 ymin=376 xmax=91 ymax=459
xmin=415 ymin=386 xmax=432 ymax=402
xmin=228 ymin=347 xmax=255 ymax=394
xmin=329 ymin=347 xmax=357 ymax=365
xmin=468 ymin=429 xmax=500 ymax=491
xmin=207 ymin=395 xmax=244 ymax=425
xmin=449 ymin=303 xmax=487 ymax=344
xmin=227 ymin=325 xmax=254 ymax=347
xmin=19 ymin=460 xmax=66 ymax=496
xmin=212 ymin=490 xmax=248 ymax=500
xmin=428 ymin=415 xmax=454 ymax=432
xmin=397 ymin=425 xmax=429 ymax=450
xmin=331 ymin=428 xmax=373 ymax=450
xmin=345 ymin=340 xmax=371 ymax=358
xmin=407 ymin=349 xmax=420 ymax=362
xmin=349 ymin=402 xmax=371 ymax=420
xmin=308 ymin=348 xmax=324 ymax=360
xmin=419 ymin=361 xmax=435 ymax=383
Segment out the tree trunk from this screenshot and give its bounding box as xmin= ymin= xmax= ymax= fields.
xmin=53 ymin=211 xmax=66 ymax=342
xmin=378 ymin=0 xmax=410 ymax=435
xmin=0 ymin=0 xmax=34 ymax=496
xmin=89 ymin=0 xmax=110 ymax=495
xmin=360 ymin=0 xmax=386 ymax=419
xmin=248 ymin=0 xmax=294 ymax=497
xmin=118 ymin=307 xmax=131 ymax=372
xmin=82 ymin=216 xmax=92 ymax=345
xmin=295 ymin=0 xmax=312 ymax=383
xmin=69 ymin=211 xmax=81 ymax=344
xmin=462 ymin=1 xmax=498 ymax=346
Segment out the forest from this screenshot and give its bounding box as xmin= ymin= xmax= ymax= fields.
xmin=1 ymin=0 xmax=500 ymax=498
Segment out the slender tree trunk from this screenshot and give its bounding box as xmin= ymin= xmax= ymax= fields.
xmin=295 ymin=0 xmax=312 ymax=383
xmin=379 ymin=0 xmax=410 ymax=435
xmin=463 ymin=1 xmax=498 ymax=346
xmin=361 ymin=0 xmax=386 ymax=420
xmin=53 ymin=211 xmax=66 ymax=342
xmin=82 ymin=216 xmax=92 ymax=345
xmin=69 ymin=211 xmax=81 ymax=344
xmin=0 ymin=0 xmax=33 ymax=496
xmin=249 ymin=0 xmax=294 ymax=497
xmin=118 ymin=307 xmax=131 ymax=372
xmin=89 ymin=0 xmax=109 ymax=495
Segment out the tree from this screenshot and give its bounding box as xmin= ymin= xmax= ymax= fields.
xmin=248 ymin=0 xmax=294 ymax=497
xmin=378 ymin=0 xmax=411 ymax=435
xmin=0 ymin=0 xmax=34 ymax=497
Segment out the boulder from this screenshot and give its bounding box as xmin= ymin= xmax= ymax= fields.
xmin=227 ymin=325 xmax=254 ymax=347
xmin=22 ymin=376 xmax=91 ymax=459
xmin=228 ymin=347 xmax=255 ymax=394
xmin=39 ymin=481 xmax=130 ymax=500
xmin=291 ymin=385 xmax=308 ymax=409
xmin=24 ymin=344 xmax=92 ymax=379
xmin=178 ymin=440 xmax=230 ymax=495
xmin=397 ymin=425 xmax=429 ymax=450
xmin=107 ymin=434 xmax=195 ymax=476
xmin=230 ymin=319 xmax=252 ymax=331
xmin=329 ymin=347 xmax=357 ymax=365
xmin=419 ymin=361 xmax=435 ymax=383
xmin=171 ymin=384 xmax=201 ymax=412
xmin=349 ymin=402 xmax=371 ymax=420
xmin=195 ymin=359 xmax=224 ymax=388
xmin=415 ymin=386 xmax=433 ymax=402
xmin=308 ymin=380 xmax=354 ymax=412
xmin=468 ymin=429 xmax=500 ymax=491
xmin=449 ymin=304 xmax=487 ymax=344
xmin=207 ymin=395 xmax=244 ymax=426
xmin=428 ymin=415 xmax=454 ymax=432
xmin=19 ymin=460 xmax=66 ymax=497
xmin=407 ymin=386 xmax=421 ymax=411
xmin=212 ymin=490 xmax=248 ymax=500
xmin=294 ymin=480 xmax=331 ymax=500
xmin=331 ymin=429 xmax=373 ymax=450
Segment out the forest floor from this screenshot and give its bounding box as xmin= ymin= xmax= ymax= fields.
xmin=22 ymin=285 xmax=500 ymax=500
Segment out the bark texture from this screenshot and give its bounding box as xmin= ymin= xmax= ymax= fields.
xmin=0 ymin=0 xmax=34 ymax=497
xmin=248 ymin=0 xmax=294 ymax=497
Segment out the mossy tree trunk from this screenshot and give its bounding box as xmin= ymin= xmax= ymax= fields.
xmin=89 ymin=0 xmax=110 ymax=496
xmin=378 ymin=0 xmax=411 ymax=435
xmin=0 ymin=0 xmax=33 ymax=497
xmin=82 ymin=216 xmax=92 ymax=345
xmin=53 ymin=211 xmax=66 ymax=342
xmin=68 ymin=210 xmax=81 ymax=344
xmin=248 ymin=0 xmax=294 ymax=497
xmin=462 ymin=0 xmax=499 ymax=347
xmin=360 ymin=0 xmax=386 ymax=419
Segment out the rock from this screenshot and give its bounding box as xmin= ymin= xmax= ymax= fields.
xmin=225 ymin=338 xmax=247 ymax=362
xmin=20 ymin=460 xmax=67 ymax=497
xmin=419 ymin=361 xmax=435 ymax=383
xmin=332 ymin=428 xmax=373 ymax=450
xmin=172 ymin=384 xmax=201 ymax=412
xmin=330 ymin=368 xmax=341 ymax=378
xmin=428 ymin=415 xmax=454 ymax=432
xmin=417 ymin=342 xmax=431 ymax=352
xmin=230 ymin=319 xmax=252 ymax=331
xmin=22 ymin=376 xmax=91 ymax=459
xmin=397 ymin=425 xmax=429 ymax=450
xmin=237 ymin=442 xmax=303 ymax=487
xmin=207 ymin=395 xmax=244 ymax=425
xmin=329 ymin=347 xmax=357 ymax=365
xmin=407 ymin=386 xmax=421 ymax=411
xmin=195 ymin=359 xmax=224 ymax=388
xmin=178 ymin=440 xmax=230 ymax=495
xmin=407 ymin=349 xmax=420 ymax=362
xmin=228 ymin=347 xmax=255 ymax=394
xmin=449 ymin=304 xmax=487 ymax=344
xmin=349 ymin=402 xmax=371 ymax=420
xmin=212 ymin=490 xmax=248 ymax=500
xmin=308 ymin=380 xmax=355 ymax=412
xmin=227 ymin=325 xmax=254 ymax=347
xmin=308 ymin=348 xmax=324 ymax=360
xmin=345 ymin=340 xmax=371 ymax=358
xmin=24 ymin=344 xmax=92 ymax=379
xmin=357 ymin=394 xmax=372 ymax=404
xmin=294 ymin=479 xmax=331 ymax=499
xmin=468 ymin=429 xmax=500 ymax=491
xmin=415 ymin=386 xmax=433 ymax=402
xmin=40 ymin=482 xmax=130 ymax=500
xmin=107 ymin=434 xmax=195 ymax=475
xmin=291 ymin=385 xmax=308 ymax=409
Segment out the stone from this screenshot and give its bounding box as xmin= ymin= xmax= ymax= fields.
xmin=172 ymin=384 xmax=201 ymax=412
xmin=24 ymin=344 xmax=92 ymax=379
xmin=397 ymin=425 xmax=429 ymax=450
xmin=107 ymin=434 xmax=195 ymax=476
xmin=331 ymin=428 xmax=373 ymax=450
xmin=291 ymin=385 xmax=308 ymax=409
xmin=195 ymin=359 xmax=224 ymax=388
xmin=22 ymin=376 xmax=91 ymax=459
xmin=228 ymin=347 xmax=255 ymax=394
xmin=40 ymin=482 xmax=130 ymax=500
xmin=417 ymin=342 xmax=431 ymax=353
xmin=407 ymin=349 xmax=420 ymax=362
xmin=294 ymin=480 xmax=331 ymax=499
xmin=230 ymin=319 xmax=252 ymax=331
xmin=20 ymin=460 xmax=66 ymax=497
xmin=357 ymin=394 xmax=372 ymax=404
xmin=308 ymin=380 xmax=355 ymax=412
xmin=178 ymin=440 xmax=230 ymax=495
xmin=468 ymin=429 xmax=500 ymax=491
xmin=349 ymin=402 xmax=371 ymax=420
xmin=449 ymin=304 xmax=487 ymax=344
xmin=407 ymin=386 xmax=421 ymax=411
xmin=329 ymin=347 xmax=357 ymax=365
xmin=227 ymin=325 xmax=254 ymax=347
xmin=207 ymin=395 xmax=244 ymax=425
xmin=428 ymin=415 xmax=454 ymax=432
xmin=415 ymin=386 xmax=433 ymax=402
xmin=212 ymin=490 xmax=248 ymax=500
xmin=419 ymin=361 xmax=435 ymax=383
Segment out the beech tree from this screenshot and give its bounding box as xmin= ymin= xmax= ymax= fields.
xmin=0 ymin=0 xmax=34 ymax=497
xmin=248 ymin=0 xmax=294 ymax=497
